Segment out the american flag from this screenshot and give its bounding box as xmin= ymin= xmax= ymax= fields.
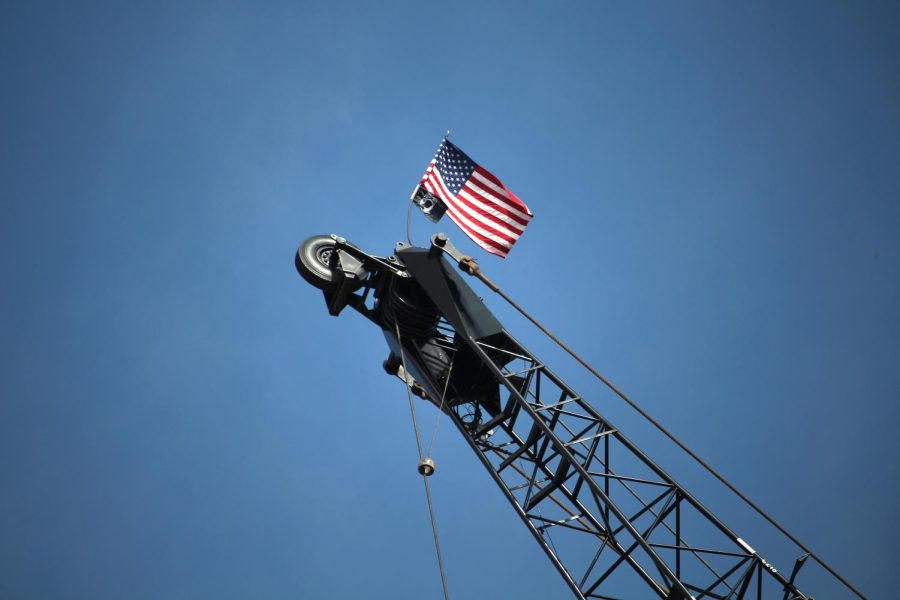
xmin=417 ymin=139 xmax=533 ymax=258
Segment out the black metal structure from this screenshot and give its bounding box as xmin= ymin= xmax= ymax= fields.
xmin=294 ymin=233 xmax=817 ymax=600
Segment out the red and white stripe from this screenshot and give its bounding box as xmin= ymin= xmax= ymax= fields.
xmin=420 ymin=161 xmax=533 ymax=258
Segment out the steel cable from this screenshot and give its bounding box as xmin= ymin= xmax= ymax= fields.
xmin=463 ymin=267 xmax=866 ymax=600
xmin=394 ymin=322 xmax=451 ymax=600
xmin=406 ymin=196 xmax=414 ymax=246
xmin=427 ymin=360 xmax=454 ymax=457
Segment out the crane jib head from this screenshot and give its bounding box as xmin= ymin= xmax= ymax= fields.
xmin=295 ymin=233 xmax=513 ymax=416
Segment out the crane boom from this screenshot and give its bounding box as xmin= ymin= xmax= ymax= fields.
xmin=295 ymin=233 xmax=815 ymax=599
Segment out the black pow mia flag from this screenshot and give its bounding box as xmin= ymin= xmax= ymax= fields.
xmin=412 ymin=186 xmax=447 ymax=223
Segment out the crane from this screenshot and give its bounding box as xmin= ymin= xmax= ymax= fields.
xmin=294 ymin=231 xmax=857 ymax=600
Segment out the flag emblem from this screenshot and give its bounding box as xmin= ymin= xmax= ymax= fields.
xmin=416 ymin=139 xmax=533 ymax=258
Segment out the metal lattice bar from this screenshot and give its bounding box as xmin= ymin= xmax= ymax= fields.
xmin=439 ymin=328 xmax=807 ymax=599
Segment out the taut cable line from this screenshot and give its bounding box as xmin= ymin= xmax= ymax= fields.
xmin=456 ymin=258 xmax=866 ymax=600
xmin=394 ymin=322 xmax=451 ymax=600
xmin=427 ymin=360 xmax=454 ymax=457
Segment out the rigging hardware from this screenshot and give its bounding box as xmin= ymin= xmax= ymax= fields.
xmin=295 ymin=232 xmax=864 ymax=599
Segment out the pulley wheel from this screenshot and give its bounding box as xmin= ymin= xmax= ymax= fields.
xmin=295 ymin=235 xmax=342 ymax=291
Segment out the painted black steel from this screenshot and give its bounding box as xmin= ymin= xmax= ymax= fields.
xmin=296 ymin=234 xmax=824 ymax=599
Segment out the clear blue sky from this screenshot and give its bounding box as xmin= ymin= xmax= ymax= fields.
xmin=1 ymin=1 xmax=898 ymax=598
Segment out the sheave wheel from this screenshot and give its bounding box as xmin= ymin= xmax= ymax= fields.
xmin=295 ymin=235 xmax=368 ymax=292
xmin=295 ymin=235 xmax=341 ymax=291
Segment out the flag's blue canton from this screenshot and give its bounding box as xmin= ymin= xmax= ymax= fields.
xmin=434 ymin=140 xmax=476 ymax=196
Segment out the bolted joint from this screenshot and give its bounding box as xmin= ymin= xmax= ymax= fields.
xmin=459 ymin=256 xmax=479 ymax=275
xmin=458 ymin=256 xmax=500 ymax=292
xmin=411 ymin=382 xmax=430 ymax=399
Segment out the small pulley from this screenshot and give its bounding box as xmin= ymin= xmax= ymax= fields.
xmin=418 ymin=457 xmax=436 ymax=476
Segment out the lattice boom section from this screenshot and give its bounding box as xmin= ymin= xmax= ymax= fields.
xmin=442 ymin=333 xmax=806 ymax=600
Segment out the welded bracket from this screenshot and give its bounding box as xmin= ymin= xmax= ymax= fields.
xmin=382 ymin=353 xmax=429 ymax=399
xmin=322 ymin=234 xmax=409 ymax=317
xmin=324 ymin=248 xmax=366 ymax=316
xmin=783 ymin=554 xmax=811 ymax=600
xmin=429 ymin=232 xmax=500 ymax=292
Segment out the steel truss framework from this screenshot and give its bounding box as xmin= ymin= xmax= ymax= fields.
xmin=430 ymin=319 xmax=808 ymax=600
xmin=300 ymin=235 xmax=819 ymax=600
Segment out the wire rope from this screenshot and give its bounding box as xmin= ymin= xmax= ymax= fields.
xmin=406 ymin=196 xmax=414 ymax=246
xmin=461 ymin=264 xmax=866 ymax=600
xmin=394 ymin=322 xmax=451 ymax=600
xmin=427 ymin=360 xmax=454 ymax=457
